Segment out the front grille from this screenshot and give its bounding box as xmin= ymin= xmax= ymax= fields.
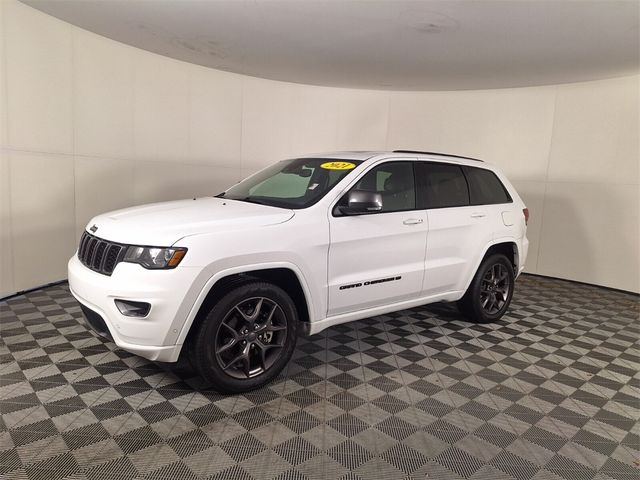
xmin=78 ymin=232 xmax=126 ymax=276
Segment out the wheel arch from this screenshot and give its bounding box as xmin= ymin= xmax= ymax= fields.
xmin=482 ymin=240 xmax=519 ymax=273
xmin=176 ymin=263 xmax=314 ymax=353
xmin=462 ymin=239 xmax=519 ymax=294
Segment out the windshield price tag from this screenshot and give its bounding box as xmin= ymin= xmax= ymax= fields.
xmin=320 ymin=162 xmax=356 ymax=170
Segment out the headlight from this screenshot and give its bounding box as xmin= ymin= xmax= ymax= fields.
xmin=123 ymin=246 xmax=187 ymax=269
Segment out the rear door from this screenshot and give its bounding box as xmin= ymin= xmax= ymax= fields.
xmin=417 ymin=162 xmax=493 ymax=295
xmin=463 ymin=166 xmax=517 ymax=242
xmin=327 ymin=161 xmax=428 ymax=316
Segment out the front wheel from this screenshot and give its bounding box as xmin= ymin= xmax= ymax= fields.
xmin=458 ymin=254 xmax=515 ymax=323
xmin=189 ymin=281 xmax=298 ymax=393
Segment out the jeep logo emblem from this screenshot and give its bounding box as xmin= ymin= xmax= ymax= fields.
xmin=90 ymin=224 xmax=98 ymax=233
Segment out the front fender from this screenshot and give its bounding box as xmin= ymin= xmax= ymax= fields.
xmin=173 ymin=260 xmax=317 ymax=347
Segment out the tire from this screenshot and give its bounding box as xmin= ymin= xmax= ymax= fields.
xmin=458 ymin=254 xmax=515 ymax=323
xmin=189 ymin=281 xmax=298 ymax=394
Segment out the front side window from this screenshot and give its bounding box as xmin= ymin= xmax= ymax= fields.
xmin=219 ymin=158 xmax=362 ymax=209
xmin=464 ymin=167 xmax=512 ymax=205
xmin=339 ymin=162 xmax=416 ymax=213
xmin=417 ymin=162 xmax=469 ymax=209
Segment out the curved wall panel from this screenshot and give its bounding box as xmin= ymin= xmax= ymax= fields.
xmin=0 ymin=1 xmax=638 ymax=295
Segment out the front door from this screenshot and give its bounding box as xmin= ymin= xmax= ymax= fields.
xmin=327 ymin=161 xmax=428 ymax=317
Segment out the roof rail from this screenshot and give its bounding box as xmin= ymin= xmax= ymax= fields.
xmin=392 ymin=150 xmax=484 ymax=162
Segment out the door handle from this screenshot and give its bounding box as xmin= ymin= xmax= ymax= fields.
xmin=403 ymin=218 xmax=424 ymax=225
xmin=470 ymin=212 xmax=486 ymax=218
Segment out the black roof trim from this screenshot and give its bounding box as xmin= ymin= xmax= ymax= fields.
xmin=392 ymin=150 xmax=484 ymax=162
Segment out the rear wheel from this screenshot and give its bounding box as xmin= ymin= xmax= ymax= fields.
xmin=189 ymin=281 xmax=298 ymax=393
xmin=458 ymin=254 xmax=515 ymax=323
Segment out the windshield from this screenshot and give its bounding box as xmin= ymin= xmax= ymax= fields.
xmin=219 ymin=158 xmax=363 ymax=209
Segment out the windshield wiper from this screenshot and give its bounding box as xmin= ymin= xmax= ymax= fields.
xmin=220 ymin=196 xmax=289 ymax=209
xmin=243 ymin=197 xmax=273 ymax=206
xmin=230 ymin=196 xmax=273 ymax=207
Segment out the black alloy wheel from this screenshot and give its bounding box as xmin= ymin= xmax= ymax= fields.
xmin=479 ymin=263 xmax=511 ymax=315
xmin=458 ymin=253 xmax=515 ymax=323
xmin=215 ymin=297 xmax=288 ymax=379
xmin=189 ymin=281 xmax=298 ymax=394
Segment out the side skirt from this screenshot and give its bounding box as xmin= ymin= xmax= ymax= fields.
xmin=301 ymin=290 xmax=464 ymax=336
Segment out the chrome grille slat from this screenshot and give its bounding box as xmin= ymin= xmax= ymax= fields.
xmin=86 ymin=238 xmax=98 ymax=266
xmin=78 ymin=233 xmax=88 ymax=260
xmin=81 ymin=234 xmax=90 ymax=258
xmin=93 ymin=242 xmax=107 ymax=270
xmin=77 ymin=232 xmax=126 ymax=276
xmin=104 ymin=244 xmax=122 ymax=272
xmin=80 ymin=233 xmax=90 ymax=264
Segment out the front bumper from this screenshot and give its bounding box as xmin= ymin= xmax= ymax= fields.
xmin=68 ymin=254 xmax=201 ymax=362
xmin=79 ymin=303 xmax=113 ymax=340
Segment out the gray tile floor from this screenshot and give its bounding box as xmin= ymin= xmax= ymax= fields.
xmin=0 ymin=275 xmax=638 ymax=480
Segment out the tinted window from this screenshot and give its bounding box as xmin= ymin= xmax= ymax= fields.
xmin=349 ymin=162 xmax=416 ymax=213
xmin=465 ymin=167 xmax=512 ymax=205
xmin=417 ymin=163 xmax=469 ymax=209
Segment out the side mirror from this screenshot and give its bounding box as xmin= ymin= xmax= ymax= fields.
xmin=339 ymin=190 xmax=383 ymax=215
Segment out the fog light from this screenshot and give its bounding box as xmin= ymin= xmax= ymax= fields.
xmin=115 ymin=299 xmax=151 ymax=317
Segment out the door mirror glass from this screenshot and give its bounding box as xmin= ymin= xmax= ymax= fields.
xmin=340 ymin=190 xmax=383 ymax=215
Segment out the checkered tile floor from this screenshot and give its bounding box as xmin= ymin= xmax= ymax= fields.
xmin=1 ymin=275 xmax=638 ymax=480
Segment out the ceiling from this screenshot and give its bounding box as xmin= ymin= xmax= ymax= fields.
xmin=23 ymin=0 xmax=640 ymax=91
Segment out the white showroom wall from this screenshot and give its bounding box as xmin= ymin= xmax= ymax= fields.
xmin=0 ymin=0 xmax=638 ymax=296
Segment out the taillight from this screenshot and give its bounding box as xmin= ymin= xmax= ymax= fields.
xmin=523 ymin=208 xmax=529 ymax=225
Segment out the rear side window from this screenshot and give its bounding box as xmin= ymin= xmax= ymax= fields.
xmin=416 ymin=163 xmax=469 ymax=209
xmin=464 ymin=167 xmax=512 ymax=205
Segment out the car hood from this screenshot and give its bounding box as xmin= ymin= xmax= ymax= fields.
xmin=84 ymin=197 xmax=295 ymax=246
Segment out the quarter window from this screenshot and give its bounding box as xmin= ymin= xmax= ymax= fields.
xmin=417 ymin=163 xmax=469 ymax=209
xmin=464 ymin=167 xmax=512 ymax=205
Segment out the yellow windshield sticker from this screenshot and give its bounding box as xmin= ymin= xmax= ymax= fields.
xmin=320 ymin=161 xmax=356 ymax=170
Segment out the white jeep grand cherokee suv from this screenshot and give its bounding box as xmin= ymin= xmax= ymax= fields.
xmin=69 ymin=150 xmax=529 ymax=393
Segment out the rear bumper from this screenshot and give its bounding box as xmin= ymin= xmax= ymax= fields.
xmin=518 ymin=236 xmax=529 ymax=277
xmin=68 ymin=254 xmax=201 ymax=362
